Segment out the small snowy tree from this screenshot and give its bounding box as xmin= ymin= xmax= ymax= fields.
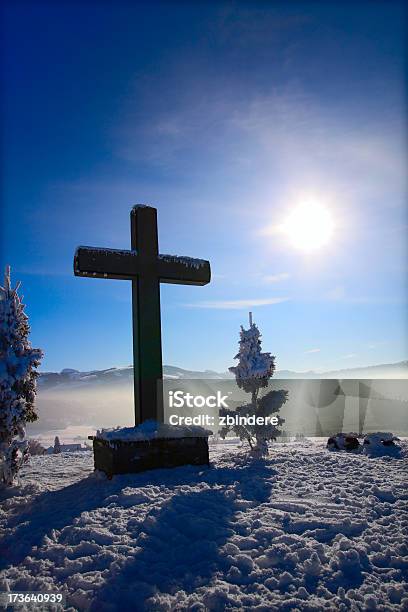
xmin=0 ymin=266 xmax=43 ymax=485
xmin=28 ymin=439 xmax=46 ymax=456
xmin=220 ymin=316 xmax=287 ymax=454
xmin=53 ymin=436 xmax=61 ymax=454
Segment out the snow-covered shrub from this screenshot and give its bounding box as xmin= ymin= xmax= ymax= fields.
xmin=28 ymin=439 xmax=46 ymax=455
xmin=220 ymin=320 xmax=287 ymax=454
xmin=363 ymin=432 xmax=401 ymax=457
xmin=327 ymin=432 xmax=402 ymax=457
xmin=0 ymin=266 xmax=43 ymax=485
xmin=327 ymin=433 xmax=361 ymax=452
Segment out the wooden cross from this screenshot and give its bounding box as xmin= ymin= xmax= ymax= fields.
xmin=74 ymin=205 xmax=211 ymax=425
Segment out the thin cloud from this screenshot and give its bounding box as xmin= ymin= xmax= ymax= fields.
xmin=184 ymin=297 xmax=289 ymax=309
xmin=262 ymin=272 xmax=290 ymax=283
xmin=367 ymin=341 xmax=387 ymax=350
xmin=342 ymin=353 xmax=357 ymax=359
xmin=304 ymin=348 xmax=321 ymax=354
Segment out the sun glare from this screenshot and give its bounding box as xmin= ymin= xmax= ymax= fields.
xmin=281 ymin=201 xmax=334 ymax=252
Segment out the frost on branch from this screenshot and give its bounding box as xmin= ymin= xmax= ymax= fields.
xmin=221 ymin=320 xmax=287 ymax=454
xmin=0 ymin=266 xmax=43 ymax=485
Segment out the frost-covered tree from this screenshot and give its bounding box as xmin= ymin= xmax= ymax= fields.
xmin=53 ymin=436 xmax=61 ymax=454
xmin=220 ymin=316 xmax=287 ymax=454
xmin=0 ymin=266 xmax=43 ymax=485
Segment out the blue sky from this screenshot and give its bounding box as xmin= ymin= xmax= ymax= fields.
xmin=2 ymin=1 xmax=407 ymax=373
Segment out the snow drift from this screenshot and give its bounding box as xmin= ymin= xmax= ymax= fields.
xmin=0 ymin=439 xmax=407 ymax=610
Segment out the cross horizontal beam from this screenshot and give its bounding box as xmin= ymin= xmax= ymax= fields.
xmin=74 ymin=246 xmax=211 ymax=285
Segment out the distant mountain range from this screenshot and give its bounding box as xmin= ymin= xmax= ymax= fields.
xmin=38 ymin=365 xmax=230 ymax=391
xmin=38 ymin=361 xmax=408 ymax=391
xmin=276 ymin=361 xmax=408 ymax=380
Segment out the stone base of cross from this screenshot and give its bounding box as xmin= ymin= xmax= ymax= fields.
xmin=90 ymin=434 xmax=210 ymax=478
xmin=75 ymin=204 xmax=212 ymax=475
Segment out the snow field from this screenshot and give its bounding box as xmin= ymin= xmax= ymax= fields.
xmin=0 ymin=439 xmax=407 ymax=611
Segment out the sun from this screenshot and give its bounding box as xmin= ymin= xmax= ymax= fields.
xmin=281 ymin=201 xmax=334 ymax=252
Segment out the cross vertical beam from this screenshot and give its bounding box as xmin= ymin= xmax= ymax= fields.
xmin=130 ymin=207 xmax=163 ymax=423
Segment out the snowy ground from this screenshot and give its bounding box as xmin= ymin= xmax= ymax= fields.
xmin=0 ymin=439 xmax=407 ymax=611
